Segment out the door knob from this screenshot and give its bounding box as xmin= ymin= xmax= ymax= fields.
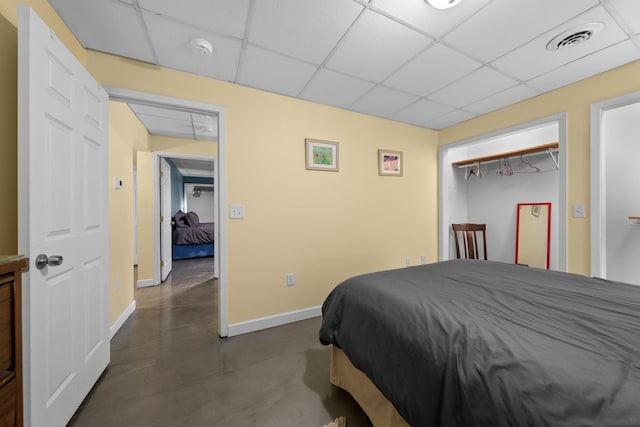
xmin=35 ymin=254 xmax=64 ymax=270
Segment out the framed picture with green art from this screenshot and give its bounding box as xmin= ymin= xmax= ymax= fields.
xmin=305 ymin=138 xmax=339 ymax=171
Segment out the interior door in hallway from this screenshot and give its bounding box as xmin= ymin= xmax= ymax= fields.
xmin=18 ymin=6 xmax=110 ymax=426
xmin=160 ymin=158 xmax=172 ymax=281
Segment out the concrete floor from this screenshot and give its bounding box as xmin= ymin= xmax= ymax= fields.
xmin=69 ymin=258 xmax=372 ymax=427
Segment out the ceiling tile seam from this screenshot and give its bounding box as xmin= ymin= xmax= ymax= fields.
xmin=47 ymin=3 xmax=90 ymax=50
xmin=295 ymin=5 xmax=370 ymax=97
xmin=528 ymin=39 xmax=639 ymax=83
xmin=138 ymin=9 xmax=246 ymax=45
xmin=599 ymin=0 xmax=636 ymax=38
xmin=131 ymin=0 xmax=160 ymax=66
xmin=233 ymin=0 xmax=257 ymax=83
xmin=367 ymin=6 xmax=439 ymax=41
xmin=189 ymin=113 xmax=198 ymax=140
xmin=378 ymin=40 xmax=439 ymax=89
xmin=457 ymin=4 xmax=607 ymax=67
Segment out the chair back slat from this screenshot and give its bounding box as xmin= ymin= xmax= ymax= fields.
xmin=452 ymin=223 xmax=487 ymax=260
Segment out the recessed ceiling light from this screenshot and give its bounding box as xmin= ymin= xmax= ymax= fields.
xmin=426 ymin=0 xmax=462 ymax=10
xmin=190 ymin=38 xmax=213 ymax=56
xmin=546 ymin=22 xmax=604 ymax=51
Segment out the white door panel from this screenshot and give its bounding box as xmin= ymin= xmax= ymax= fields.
xmin=19 ymin=6 xmax=110 ymax=426
xmin=161 ymin=158 xmax=172 ymax=281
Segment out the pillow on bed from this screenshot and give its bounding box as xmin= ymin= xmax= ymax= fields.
xmin=187 ymin=211 xmax=200 ymax=227
xmin=174 ymin=210 xmax=189 ymax=227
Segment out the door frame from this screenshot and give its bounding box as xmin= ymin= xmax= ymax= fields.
xmin=106 ymin=87 xmax=229 ymax=337
xmin=438 ymin=113 xmax=567 ymax=272
xmin=590 ymin=90 xmax=640 ymax=278
xmin=154 ymin=152 xmax=218 ymax=282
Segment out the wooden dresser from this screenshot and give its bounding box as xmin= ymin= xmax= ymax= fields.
xmin=0 ymin=257 xmax=27 ymax=427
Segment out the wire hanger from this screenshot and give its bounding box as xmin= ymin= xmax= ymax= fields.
xmin=514 ymin=154 xmax=540 ymax=173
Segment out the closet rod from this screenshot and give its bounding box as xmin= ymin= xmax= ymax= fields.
xmin=452 ymin=142 xmax=559 ymax=168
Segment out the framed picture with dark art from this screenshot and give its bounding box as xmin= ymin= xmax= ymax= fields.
xmin=305 ymin=138 xmax=339 ymax=171
xmin=378 ymin=149 xmax=403 ymax=176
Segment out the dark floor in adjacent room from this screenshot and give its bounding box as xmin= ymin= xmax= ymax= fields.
xmin=68 ymin=258 xmax=372 ymax=427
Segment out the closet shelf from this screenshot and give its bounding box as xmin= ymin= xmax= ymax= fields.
xmin=452 ymin=142 xmax=559 ymax=168
xmin=629 ymin=216 xmax=640 ymax=224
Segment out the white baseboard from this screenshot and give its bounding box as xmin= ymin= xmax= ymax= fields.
xmin=110 ymin=300 xmax=136 ymax=339
xmin=137 ymin=278 xmax=154 ymax=288
xmin=227 ymin=305 xmax=322 ymax=337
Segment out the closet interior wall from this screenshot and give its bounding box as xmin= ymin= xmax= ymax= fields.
xmin=447 ymin=123 xmax=560 ymax=269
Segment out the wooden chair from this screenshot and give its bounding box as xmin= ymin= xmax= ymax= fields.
xmin=452 ymin=223 xmax=487 ymax=260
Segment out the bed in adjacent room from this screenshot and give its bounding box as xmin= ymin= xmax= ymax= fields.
xmin=172 ymin=210 xmax=214 ymax=260
xmin=319 ymin=260 xmax=640 ymax=427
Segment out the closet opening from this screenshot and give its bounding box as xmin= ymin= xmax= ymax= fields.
xmin=439 ymin=114 xmax=567 ymax=271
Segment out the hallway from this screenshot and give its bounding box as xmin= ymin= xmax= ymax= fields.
xmin=68 ymin=258 xmax=371 ymax=426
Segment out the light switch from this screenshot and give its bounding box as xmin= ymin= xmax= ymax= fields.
xmin=229 ymin=204 xmax=245 ymax=219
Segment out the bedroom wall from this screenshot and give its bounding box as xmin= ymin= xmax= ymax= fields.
xmin=0 ymin=13 xmax=18 ymax=255
xmin=86 ymin=50 xmax=439 ymax=325
xmin=440 ymin=59 xmax=640 ymax=275
xmin=108 ymin=102 xmax=148 ymax=324
xmin=167 ymin=160 xmax=184 ymax=215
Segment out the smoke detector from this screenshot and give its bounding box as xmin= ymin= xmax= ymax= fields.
xmin=546 ymin=22 xmax=603 ymax=51
xmin=190 ymin=38 xmax=213 ymax=56
xmin=426 ymin=0 xmax=462 ymax=9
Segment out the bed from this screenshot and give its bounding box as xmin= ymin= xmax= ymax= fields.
xmin=319 ymin=260 xmax=640 ymax=427
xmin=172 ymin=210 xmax=214 ymax=260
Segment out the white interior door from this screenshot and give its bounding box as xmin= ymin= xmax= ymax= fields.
xmin=18 ymin=6 xmax=110 ymax=426
xmin=160 ymin=158 xmax=172 ymax=281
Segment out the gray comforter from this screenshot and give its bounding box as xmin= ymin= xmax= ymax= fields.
xmin=319 ymin=260 xmax=640 ymax=427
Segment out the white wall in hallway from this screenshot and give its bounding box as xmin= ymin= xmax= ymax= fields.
xmin=603 ymin=101 xmax=640 ymax=285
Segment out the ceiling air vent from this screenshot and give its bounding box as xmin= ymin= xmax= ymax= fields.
xmin=546 ymin=22 xmax=603 ymax=51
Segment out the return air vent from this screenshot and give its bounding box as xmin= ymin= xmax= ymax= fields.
xmin=546 ymin=22 xmax=603 ymax=51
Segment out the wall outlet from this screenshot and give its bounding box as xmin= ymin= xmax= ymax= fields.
xmin=286 ymin=273 xmax=295 ymax=286
xmin=229 ymin=204 xmax=245 ymax=219
xmin=405 ymin=257 xmax=411 ymax=267
xmin=572 ymin=204 xmax=586 ymax=218
xmin=420 ymin=256 xmax=426 ymax=265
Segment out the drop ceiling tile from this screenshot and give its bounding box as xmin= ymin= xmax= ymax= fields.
xmin=144 ymin=13 xmax=242 ymax=82
xmin=385 ymin=43 xmax=482 ymax=96
xmin=389 ymin=99 xmax=455 ymax=126
xmin=139 ymin=114 xmax=195 ymax=138
xmin=49 ymin=0 xmax=154 ymax=63
xmin=442 ymin=0 xmax=599 ymax=62
xmin=492 ymin=6 xmax=629 ymax=81
xmin=526 ymin=40 xmax=640 ymax=93
xmin=238 ymin=45 xmax=318 ymax=97
xmin=249 ymin=0 xmax=363 ymax=64
xmin=349 ymin=86 xmax=419 ymax=118
xmin=429 ymin=66 xmax=519 ymax=108
xmin=608 ymin=0 xmax=640 ymax=34
xmin=464 ymin=84 xmax=539 ymax=115
xmin=129 ymin=103 xmax=191 ymax=120
xmin=423 ymin=109 xmax=475 ymax=130
xmin=371 ymin=0 xmax=493 ymax=38
xmin=137 ymin=0 xmax=250 ymax=38
xmin=326 ymin=9 xmax=432 ymax=81
xmin=300 ymin=69 xmax=375 ymax=108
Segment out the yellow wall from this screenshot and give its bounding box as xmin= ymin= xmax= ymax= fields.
xmin=149 ymin=134 xmax=218 ymax=156
xmin=0 ymin=13 xmax=18 ymax=254
xmin=440 ymin=60 xmax=640 ymax=275
xmin=85 ymin=51 xmax=439 ymax=323
xmin=108 ymin=102 xmax=148 ymax=324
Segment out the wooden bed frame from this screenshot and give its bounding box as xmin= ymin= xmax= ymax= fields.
xmin=330 ymin=346 xmax=409 ymax=427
